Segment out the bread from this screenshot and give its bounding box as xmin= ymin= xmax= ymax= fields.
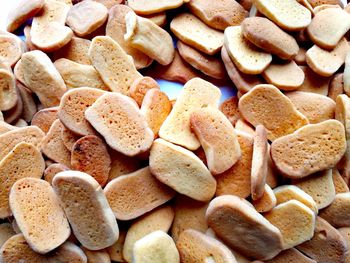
xmin=81 ymin=248 xmax=110 ymax=263
xmin=332 ymin=168 xmax=349 ymax=194
xmin=128 ymin=77 xmax=160 ymax=106
xmin=128 ymin=0 xmax=184 ymax=15
xmin=297 ymin=66 xmax=330 ymax=95
xmin=61 ymin=125 xmax=80 ymax=151
xmin=252 ymin=184 xmax=276 ymax=213
xmin=108 ymin=150 xmax=141 ymax=182
xmin=0 ymin=223 xmax=15 ymax=248
xmin=319 ymin=193 xmax=350 ymax=227
xmin=31 ymin=106 xmax=58 ymax=133
xmin=106 ymin=230 xmax=126 ymax=262
xmin=53 ymin=37 xmax=91 ymax=65
xmin=0 ymin=34 xmax=25 ymax=67
xmin=44 ymin=163 xmax=69 ymax=185
xmin=0 ymin=69 xmax=18 ymax=111
xmin=51 ymin=241 xmax=88 ymax=263
xmin=335 ymin=94 xmax=350 ymax=139
xmin=141 ymin=12 xmax=167 ymax=27
xmin=17 ymin=83 xmax=37 ymax=123
xmin=338 ymin=227 xmax=350 ymax=263
xmin=264 ymin=248 xmax=317 ymax=263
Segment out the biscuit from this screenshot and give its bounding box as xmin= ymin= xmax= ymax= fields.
xmin=224 ymin=26 xmax=272 ymax=74
xmin=31 ymin=106 xmax=58 ymax=133
xmin=177 ymin=229 xmax=236 ymax=263
xmin=129 ymin=76 xmax=160 ymax=106
xmin=221 ymin=46 xmax=263 ymax=94
xmin=61 ymin=125 xmax=80 ymax=151
xmin=52 ymin=37 xmax=92 ymax=65
xmin=123 ymin=205 xmax=174 ymax=262
xmin=124 ymin=12 xmax=175 ymax=65
xmin=262 ymin=61 xmax=305 ymax=90
xmin=159 ymin=78 xmax=221 ymax=150
xmin=81 ymin=248 xmax=110 ymax=263
xmin=150 ymin=138 xmax=216 ymax=201
xmin=0 ymin=142 xmax=45 ymax=219
xmin=106 ymin=5 xmax=152 ymax=69
xmin=286 ymin=91 xmax=335 ymax=124
xmin=264 ymin=200 xmax=315 ymax=249
xmin=0 ymin=126 xmax=44 ymax=161
xmin=216 ymin=130 xmax=253 ymax=198
xmin=0 ymin=70 xmax=18 ymax=111
xmin=88 ymin=36 xmax=142 ymax=94
xmin=190 ymin=107 xmax=241 ymax=175
xmin=307 ymin=8 xmax=350 ymax=50
xmin=292 ymin=169 xmax=335 ymax=209
xmin=10 ymin=178 xmax=70 ymax=253
xmin=66 ymin=1 xmax=108 ymax=37
xmin=177 ymin=41 xmax=226 ymax=79
xmin=106 ymin=230 xmax=126 ymax=262
xmin=332 ymin=168 xmax=349 ymax=194
xmin=241 ymin=17 xmax=299 ymax=60
xmin=141 ymin=12 xmax=167 ymax=27
xmin=297 ymin=217 xmax=348 ymax=263
xmin=85 ymin=92 xmax=154 ymax=156
xmin=206 ymin=195 xmax=283 ymax=260
xmin=298 ymin=66 xmax=330 ymax=95
xmin=219 ymin=96 xmax=240 ymax=126
xmin=170 ymin=13 xmax=224 ymax=55
xmin=52 ymin=170 xmax=119 ymax=250
xmin=44 ymin=163 xmax=69 ymax=185
xmin=252 ymin=184 xmax=276 ymax=213
xmin=54 ymin=58 xmax=109 ymax=91
xmin=252 ymin=0 xmax=311 ymax=31
xmin=108 ymin=150 xmax=141 ymax=182
xmin=141 ymin=88 xmax=172 ymax=137
xmin=21 ymin=50 xmax=67 ymax=107
xmin=264 ymin=248 xmax=317 ymax=263
xmin=319 ymin=193 xmax=350 ymax=227
xmin=128 ymin=0 xmax=184 ymax=15
xmin=239 ymin=84 xmax=308 ymax=141
xmin=17 ymin=83 xmax=37 ymax=123
xmin=133 ymin=231 xmax=179 ymax=263
xmin=187 ymin=0 xmax=247 ymax=30
xmin=271 ymin=120 xmax=346 ymax=178
xmin=71 ymin=135 xmax=111 ymax=187
xmin=0 ymin=34 xmax=25 ymax=67
xmin=0 ymin=223 xmax=15 ymax=248
xmin=104 ymin=166 xmax=175 ymax=220
xmin=306 ymin=38 xmax=349 ymax=77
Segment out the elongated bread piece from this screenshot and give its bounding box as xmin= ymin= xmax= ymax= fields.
xmin=53 ymin=171 xmax=119 ymax=250
xmin=128 ymin=0 xmax=184 ymax=15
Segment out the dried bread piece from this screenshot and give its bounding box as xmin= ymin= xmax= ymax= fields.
xmin=0 ymin=223 xmax=15 ymax=248
xmin=53 ymin=37 xmax=91 ymax=65
xmin=31 ymin=107 xmax=58 ymax=133
xmin=81 ymin=248 xmax=110 ymax=263
xmin=332 ymin=168 xmax=349 ymax=193
xmin=338 ymin=227 xmax=350 ymax=263
xmin=219 ymin=96 xmax=240 ymax=126
xmin=319 ymin=192 xmax=350 ymax=227
xmin=0 ymin=34 xmax=25 ymax=67
xmin=17 ymin=83 xmax=37 ymax=123
xmin=108 ymin=150 xmax=141 ymax=182
xmin=335 ymin=94 xmax=350 ymax=139
xmin=298 ymin=66 xmax=330 ymax=95
xmin=0 ymin=69 xmax=18 ymax=111
xmin=128 ymin=0 xmax=184 ymax=15
xmin=52 ymin=170 xmax=119 ymax=250
xmin=129 ymin=77 xmax=160 ymax=106
xmin=61 ymin=125 xmax=80 ymax=151
xmin=10 ymin=178 xmax=70 ymax=253
xmin=51 ymin=241 xmax=88 ymax=262
xmin=106 ymin=230 xmax=126 ymax=262
xmin=264 ymin=248 xmax=316 ymax=263
xmin=142 ymin=12 xmax=167 ymax=27
xmin=252 ymin=184 xmax=276 ymax=213
xmin=271 ymin=120 xmax=346 ymax=178
xmin=44 ymin=163 xmax=69 ymax=185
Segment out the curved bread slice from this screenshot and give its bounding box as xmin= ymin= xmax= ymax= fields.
xmin=319 ymin=193 xmax=350 ymax=227
xmin=252 ymin=184 xmax=276 ymax=213
xmin=31 ymin=107 xmax=58 ymax=133
xmin=129 ymin=76 xmax=160 ymax=106
xmin=0 ymin=69 xmax=18 ymax=111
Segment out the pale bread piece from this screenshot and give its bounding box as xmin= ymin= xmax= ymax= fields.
xmin=159 ymin=77 xmax=221 ymax=150
xmin=224 ymin=26 xmax=272 ymax=74
xmin=264 ymin=248 xmax=316 ymax=263
xmin=50 ymin=241 xmax=88 ymax=263
xmin=335 ymin=94 xmax=350 ymax=139
xmin=264 ymin=200 xmax=315 ymax=249
xmin=241 ymin=17 xmax=299 ymax=60
xmin=252 ymin=184 xmax=276 ymax=213
xmin=216 ymin=130 xmax=253 ymax=198
xmin=251 ymin=125 xmax=268 ymax=200
xmin=133 ymin=231 xmax=179 ymax=263
xmin=333 ymin=168 xmax=349 ymax=193
xmin=177 ymin=41 xmax=226 ymax=79
xmin=10 ymin=178 xmax=70 ymax=253
xmin=298 ymin=66 xmax=330 ymax=95
xmin=313 ymin=3 xmax=342 ymax=13
xmin=41 ymin=120 xmax=71 ymax=167
xmin=0 ymin=126 xmax=44 ymax=161
xmin=286 ymin=91 xmax=335 ymax=124
xmin=123 ymin=206 xmax=174 ymax=263
xmin=31 ymin=107 xmax=58 ymax=133
xmin=344 ymin=53 xmax=350 ymax=97
xmin=44 ymin=163 xmax=69 ymax=185
xmin=61 ymin=125 xmax=80 ymax=151
xmin=106 ymin=5 xmax=153 ymax=69
xmin=129 ymin=76 xmax=160 ymax=106
xmin=319 ymin=192 xmax=350 ymax=227
xmin=149 ymin=138 xmax=216 ymax=202
xmin=0 ymin=223 xmax=15 ymax=248
xmin=17 ymin=82 xmax=37 ymax=123
xmin=273 ymin=185 xmax=318 ymax=214
xmin=94 ymin=0 xmax=123 ymax=9
xmin=71 ymin=135 xmax=111 ymax=187
xmin=106 ymin=230 xmax=126 ymax=262
xmin=141 ymin=89 xmax=172 ymax=137
xmin=59 ymin=88 xmax=106 ymax=136
xmin=23 ymin=25 xmax=37 ymax=51
xmin=21 ymin=50 xmax=67 ymax=107
xmin=170 ymin=13 xmax=224 ymax=55
xmin=187 ymin=0 xmax=248 ymax=30
xmin=85 ymin=92 xmax=154 ymax=156
xmin=14 ymin=59 xmax=26 ymax=85
xmin=271 ymin=120 xmax=346 ymax=178
xmin=309 ymin=0 xmax=343 ymax=8
xmin=66 ymin=1 xmax=108 ymax=37
xmin=6 ymin=0 xmax=44 ymax=32
xmin=190 ymin=107 xmax=241 ymax=175
xmin=252 ymin=0 xmax=311 ymax=31
xmin=0 ymin=34 xmax=25 ymax=67
xmin=89 ymin=36 xmax=142 ymax=94
xmin=128 ymin=0 xmax=184 ymax=15
xmin=81 ymin=248 xmax=110 ymax=263
xmin=14 ymin=119 xmax=28 ymax=127
xmin=306 ymin=38 xmax=350 ymax=77
xmin=292 ymin=169 xmax=336 ymax=209
xmin=238 ymin=84 xmax=309 ymax=141
xmin=52 ymin=171 xmax=119 ymax=250
xmin=0 ymin=142 xmax=44 ymax=219
xmin=307 ymin=8 xmax=350 ymax=49
xmin=52 ymin=37 xmax=91 ymax=65
xmin=3 ymin=87 xmax=23 ymax=125
xmin=0 ymin=121 xmax=16 ymax=135
xmin=297 ymin=217 xmax=348 ymax=263
xmin=338 ymin=227 xmax=350 ymax=263
xmin=124 ymin=12 xmax=175 ymax=65
xmin=219 ymin=96 xmax=240 ymax=126
xmin=262 ymin=61 xmax=305 ymax=90
xmin=141 ymin=12 xmax=167 ymax=27
xmin=206 ymin=195 xmax=283 ymax=260
xmin=31 ymin=0 xmax=73 ymax=52
xmin=171 ymin=195 xmax=208 ymax=242
xmin=0 ymin=69 xmax=18 ymax=111
xmin=221 ymin=46 xmax=263 ymax=94
xmin=295 ymin=47 xmax=307 ymax=65
xmin=108 ymin=150 xmax=141 ymax=182
xmin=54 ymin=58 xmax=109 ymax=91
xmin=176 ymin=229 xmax=236 ymax=263
xmin=104 ymin=167 xmax=175 ymax=220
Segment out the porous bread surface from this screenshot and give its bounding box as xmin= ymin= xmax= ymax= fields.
xmin=61 ymin=125 xmax=80 ymax=151
xmin=129 ymin=76 xmax=160 ymax=106
xmin=104 ymin=166 xmax=175 ymax=220
xmin=252 ymin=184 xmax=276 ymax=213
xmin=51 ymin=241 xmax=88 ymax=263
xmin=298 ymin=66 xmax=330 ymax=96
xmin=0 ymin=223 xmax=15 ymax=248
xmin=108 ymin=150 xmax=141 ymax=182
xmin=106 ymin=230 xmax=126 ymax=262
xmin=332 ymin=168 xmax=349 ymax=193
xmin=319 ymin=193 xmax=350 ymax=227
xmin=128 ymin=0 xmax=184 ymax=15
xmin=0 ymin=35 xmax=24 ymax=67
xmin=335 ymin=94 xmax=350 ymax=139
xmin=264 ymin=248 xmax=317 ymax=263
xmin=31 ymin=107 xmax=58 ymax=134
xmin=219 ymin=96 xmax=240 ymax=125
xmin=0 ymin=69 xmax=18 ymax=111
xmin=53 ymin=37 xmax=91 ymax=65
xmin=44 ymin=163 xmax=69 ymax=185
xmin=81 ymin=247 xmax=110 ymax=263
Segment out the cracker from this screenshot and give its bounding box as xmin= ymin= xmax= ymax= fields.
xmin=319 ymin=192 xmax=350 ymax=227
xmin=129 ymin=76 xmax=160 ymax=106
